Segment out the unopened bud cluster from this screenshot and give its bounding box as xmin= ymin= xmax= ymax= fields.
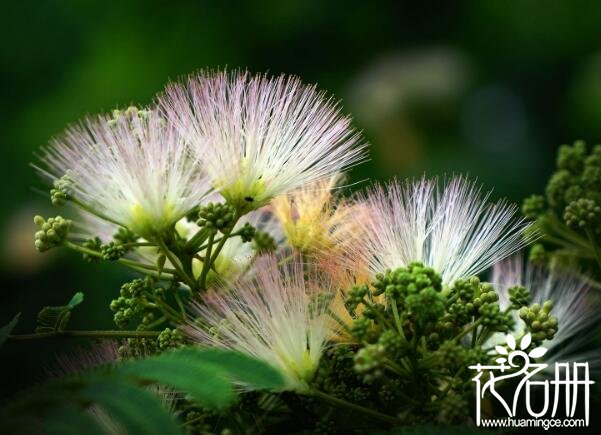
xmin=519 ymin=300 xmax=558 ymax=342
xmin=34 ymin=215 xmax=72 ymax=252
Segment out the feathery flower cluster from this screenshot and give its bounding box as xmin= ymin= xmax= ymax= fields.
xmin=272 ymin=174 xmax=368 ymax=263
xmin=187 ymin=255 xmax=335 ymax=391
xmin=356 ymin=176 xmax=535 ymax=285
xmin=36 ymin=107 xmax=211 ymax=238
xmin=491 ymin=256 xmax=601 ymax=365
xmin=158 ymin=70 xmax=367 ymax=212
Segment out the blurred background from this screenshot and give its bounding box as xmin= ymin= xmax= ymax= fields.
xmin=2 ymin=0 xmax=601 ymax=396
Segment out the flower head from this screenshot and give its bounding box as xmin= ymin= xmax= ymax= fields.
xmin=186 ymin=254 xmax=335 ymax=391
xmin=491 ymin=256 xmax=601 ymax=366
xmin=36 ymin=107 xmax=210 ymax=238
xmin=272 ymin=174 xmax=368 ymax=262
xmin=158 ymin=70 xmax=367 ymax=212
xmin=355 ymin=176 xmax=534 ymax=285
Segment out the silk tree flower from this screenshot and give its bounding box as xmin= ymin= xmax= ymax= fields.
xmin=354 ymin=176 xmax=535 ymax=286
xmin=158 ymin=70 xmax=367 ymax=212
xmin=491 ymin=256 xmax=601 ymax=367
xmin=271 ymin=174 xmax=369 ymax=266
xmin=186 ymin=254 xmax=336 ymax=392
xmin=35 ymin=107 xmax=211 ymax=238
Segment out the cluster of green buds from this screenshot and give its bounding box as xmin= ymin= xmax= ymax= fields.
xmin=519 ymin=300 xmax=558 ymax=343
xmin=107 ymin=106 xmax=151 ymax=129
xmin=100 ymin=241 xmax=126 ymax=261
xmin=508 ymin=285 xmax=531 ymax=309
xmin=252 ymin=230 xmax=277 ymax=253
xmin=50 ymin=173 xmax=74 ymax=206
xmin=522 ymin=140 xmax=601 ymax=274
xmin=353 ymin=343 xmax=386 ymax=382
xmin=445 ymin=277 xmax=511 ymax=333
xmin=110 ymin=277 xmax=156 ymax=329
xmin=198 ymin=202 xmax=236 ymax=233
xmin=326 ymin=263 xmax=538 ymax=424
xmin=157 ymin=327 xmax=187 ymax=350
xmin=34 ymin=215 xmax=72 ymax=252
xmin=563 ymin=198 xmax=601 ymax=231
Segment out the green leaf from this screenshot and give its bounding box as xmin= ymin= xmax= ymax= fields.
xmin=40 ymin=406 xmax=107 ymax=435
xmin=116 ymin=347 xmax=285 ymax=409
xmin=190 ymin=348 xmax=285 ymax=390
xmin=116 ymin=348 xmax=236 ymax=408
xmin=80 ymin=378 xmax=181 ymax=435
xmin=67 ymin=292 xmax=85 ymax=308
xmin=0 ymin=313 xmax=20 ymax=348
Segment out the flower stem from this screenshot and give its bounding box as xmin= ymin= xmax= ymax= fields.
xmin=8 ymin=330 xmax=161 ymax=340
xmin=453 ymin=318 xmax=482 ymax=343
xmin=585 ymin=228 xmax=601 ymax=271
xmin=198 ymin=231 xmax=215 ymax=290
xmin=156 ymin=238 xmax=196 ymax=290
xmin=65 ymin=241 xmax=178 ymax=276
xmin=311 ymin=389 xmax=401 ymax=425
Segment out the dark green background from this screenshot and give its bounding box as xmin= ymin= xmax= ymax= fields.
xmin=2 ymin=0 xmax=601 ymax=409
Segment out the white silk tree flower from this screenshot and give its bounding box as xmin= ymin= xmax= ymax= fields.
xmin=158 ymin=70 xmax=367 ymax=213
xmin=186 ymin=254 xmax=336 ymax=392
xmin=36 ymin=107 xmax=211 ymax=238
xmin=491 ymin=256 xmax=601 ymax=366
xmin=355 ymin=176 xmax=535 ymax=286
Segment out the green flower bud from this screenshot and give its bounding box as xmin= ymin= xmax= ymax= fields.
xmin=34 ymin=215 xmax=72 ymax=252
xmin=564 ymin=198 xmax=601 ymax=229
xmin=50 ymin=174 xmax=74 ymax=206
xmin=238 ymin=222 xmax=256 ymax=242
xmin=557 ymin=140 xmax=587 ymax=173
xmin=101 ymin=242 xmax=126 ymax=261
xmin=198 ymin=202 xmax=236 ymax=233
xmin=82 ymin=237 xmax=102 ymax=262
xmin=508 ymin=285 xmax=530 ymax=308
xmin=522 ymin=194 xmax=545 ymax=220
xmin=252 ymin=230 xmax=277 ymax=253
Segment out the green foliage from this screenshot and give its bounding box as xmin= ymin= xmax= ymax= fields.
xmin=0 ymin=347 xmax=285 ymax=435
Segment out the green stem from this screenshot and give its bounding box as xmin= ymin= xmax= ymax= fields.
xmin=65 ymin=242 xmax=177 ymax=276
xmin=120 ymin=242 xmax=157 ymax=249
xmin=156 ymin=239 xmax=196 ymax=290
xmin=390 ymin=298 xmax=406 ymax=341
xmin=185 ymin=227 xmax=210 ymax=251
xmin=8 ymin=330 xmax=161 ymax=340
xmin=173 ymin=292 xmax=186 ymax=317
xmin=209 ymin=220 xmax=239 ymax=266
xmin=452 ymin=318 xmax=482 ymax=343
xmin=150 ymin=294 xmax=185 ymax=323
xmin=471 ymin=324 xmax=478 ymax=348
xmin=585 ymin=227 xmax=601 ymax=271
xmin=311 ymin=389 xmax=401 ymax=425
xmin=145 ymin=316 xmax=167 ymax=330
xmin=198 ymin=231 xmax=216 ymax=290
